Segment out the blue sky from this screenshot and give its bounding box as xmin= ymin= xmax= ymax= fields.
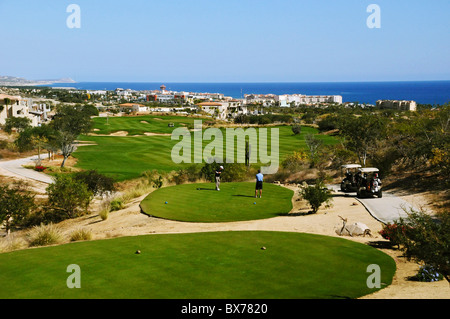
xmin=0 ymin=0 xmax=449 ymax=82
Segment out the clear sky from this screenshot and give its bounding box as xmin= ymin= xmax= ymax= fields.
xmin=0 ymin=0 xmax=449 ymax=82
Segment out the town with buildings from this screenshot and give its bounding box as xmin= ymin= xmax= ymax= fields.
xmin=1 ymin=83 xmax=419 ymax=128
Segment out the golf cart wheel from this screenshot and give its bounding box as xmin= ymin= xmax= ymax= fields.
xmin=378 ymin=190 xmax=382 ymax=198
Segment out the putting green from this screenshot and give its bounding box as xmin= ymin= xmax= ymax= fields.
xmin=140 ymin=182 xmax=294 ymax=222
xmin=0 ymin=231 xmax=396 ymax=299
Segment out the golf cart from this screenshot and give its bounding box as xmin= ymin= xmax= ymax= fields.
xmin=356 ymin=167 xmax=382 ymax=198
xmin=340 ymin=164 xmax=362 ymax=192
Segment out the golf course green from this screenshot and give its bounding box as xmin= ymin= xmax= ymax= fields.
xmin=140 ymin=182 xmax=294 ymax=222
xmin=73 ymin=117 xmax=338 ymax=181
xmin=0 ymin=231 xmax=396 ymax=299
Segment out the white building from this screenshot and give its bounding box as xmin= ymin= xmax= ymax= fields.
xmin=119 ymin=103 xmax=149 ymax=113
xmin=376 ymin=100 xmax=417 ymax=111
xmin=244 ymin=94 xmax=277 ymax=106
xmin=276 ymin=94 xmax=342 ymax=106
xmin=196 ymin=101 xmax=248 ymax=120
xmin=0 ymin=94 xmax=44 ymax=127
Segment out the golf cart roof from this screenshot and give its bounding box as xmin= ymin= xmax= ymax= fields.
xmin=342 ymin=164 xmax=362 ymax=169
xmin=359 ymin=167 xmax=379 ymax=173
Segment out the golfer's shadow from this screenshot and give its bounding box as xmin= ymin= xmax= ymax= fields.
xmin=196 ymin=188 xmax=217 ymax=191
xmin=232 ymin=194 xmax=255 ymax=198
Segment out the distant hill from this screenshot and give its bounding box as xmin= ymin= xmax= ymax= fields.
xmin=0 ymin=75 xmax=76 ymax=86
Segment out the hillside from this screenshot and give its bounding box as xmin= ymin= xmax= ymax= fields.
xmin=0 ymin=75 xmax=76 ymax=86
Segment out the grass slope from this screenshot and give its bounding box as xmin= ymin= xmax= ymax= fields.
xmin=140 ymin=182 xmax=294 ymax=222
xmin=0 ymin=231 xmax=396 ymax=299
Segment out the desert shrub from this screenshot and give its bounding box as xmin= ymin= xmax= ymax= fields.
xmin=142 ymin=170 xmax=166 ymax=188
xmin=0 ymin=183 xmax=35 ymax=234
xmin=299 ymin=180 xmax=333 ymax=214
xmin=0 ymin=236 xmax=27 ymax=253
xmin=99 ymin=206 xmax=109 ymax=220
xmin=409 ymin=265 xmax=444 ymax=282
xmin=27 ymin=223 xmax=64 ymax=247
xmin=0 ymin=140 xmax=8 ymax=150
xmin=171 ymin=170 xmax=189 ymax=185
xmin=291 ymin=124 xmax=302 ymax=135
xmin=70 ymin=228 xmax=92 ymax=242
xmin=317 ymin=115 xmax=340 ymax=132
xmin=392 ymin=210 xmax=450 ymax=283
xmin=281 ymin=150 xmax=308 ymax=172
xmin=263 ymin=169 xmax=292 ymax=183
xmin=221 ymin=163 xmax=250 ymax=182
xmin=152 ymin=175 xmax=163 ymax=188
xmin=74 ymin=170 xmax=116 ymax=196
xmin=46 ymin=174 xmax=93 ymax=220
xmin=185 ymin=164 xmax=202 ymax=182
xmin=109 ymin=199 xmax=124 ymax=212
xmin=379 ymin=223 xmax=407 ymax=246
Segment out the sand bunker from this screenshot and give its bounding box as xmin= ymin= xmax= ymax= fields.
xmin=143 ymin=132 xmax=171 ymax=136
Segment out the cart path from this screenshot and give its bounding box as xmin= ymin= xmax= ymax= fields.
xmin=0 ymin=154 xmax=53 ymax=184
xmin=329 ymin=185 xmax=418 ymax=224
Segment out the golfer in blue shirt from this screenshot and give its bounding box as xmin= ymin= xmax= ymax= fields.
xmin=255 ymin=170 xmax=264 ymax=198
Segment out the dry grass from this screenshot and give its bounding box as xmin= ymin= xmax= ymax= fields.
xmin=69 ymin=228 xmax=92 ymax=242
xmin=26 ymin=223 xmax=64 ymax=247
xmin=0 ymin=235 xmax=27 ymax=253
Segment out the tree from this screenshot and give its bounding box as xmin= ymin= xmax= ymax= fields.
xmin=50 ymin=104 xmax=93 ymax=167
xmin=46 ymin=174 xmax=93 ymax=220
xmin=299 ymin=180 xmax=333 ymax=214
xmin=291 ymin=124 xmax=302 ymax=135
xmin=0 ymin=183 xmax=35 ymax=235
xmin=4 ymin=116 xmax=31 ymax=134
xmin=391 ymin=209 xmax=450 ymax=284
xmin=339 ymin=114 xmax=387 ymax=166
xmin=74 ymin=170 xmax=116 ymax=196
xmin=305 ymin=133 xmax=323 ymax=167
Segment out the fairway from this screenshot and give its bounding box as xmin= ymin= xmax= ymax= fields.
xmin=74 ymin=119 xmax=339 ymax=181
xmin=91 ymin=115 xmax=205 ymax=136
xmin=0 ymin=231 xmax=396 ymax=299
xmin=140 ymin=182 xmax=294 ymax=222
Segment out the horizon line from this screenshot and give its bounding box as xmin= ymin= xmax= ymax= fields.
xmin=51 ymin=79 xmax=450 ymax=84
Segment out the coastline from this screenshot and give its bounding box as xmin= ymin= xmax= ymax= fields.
xmin=35 ymin=80 xmax=450 ymax=105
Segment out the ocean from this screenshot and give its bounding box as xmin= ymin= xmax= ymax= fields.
xmin=45 ymin=81 xmax=450 ymax=105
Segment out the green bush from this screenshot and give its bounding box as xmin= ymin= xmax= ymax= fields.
xmin=74 ymin=170 xmax=116 ymax=196
xmin=299 ymin=180 xmax=333 ymax=214
xmin=46 ymin=175 xmax=93 ymax=220
xmin=291 ymin=124 xmax=302 ymax=135
xmin=109 ymin=199 xmax=124 ymax=211
xmin=410 ymin=265 xmax=444 ymax=282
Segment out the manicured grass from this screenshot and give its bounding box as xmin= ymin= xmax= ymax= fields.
xmin=91 ymin=115 xmax=205 ymax=135
xmin=140 ymin=182 xmax=294 ymax=222
xmin=73 ymin=118 xmax=339 ymax=181
xmin=0 ymin=231 xmax=396 ymax=299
